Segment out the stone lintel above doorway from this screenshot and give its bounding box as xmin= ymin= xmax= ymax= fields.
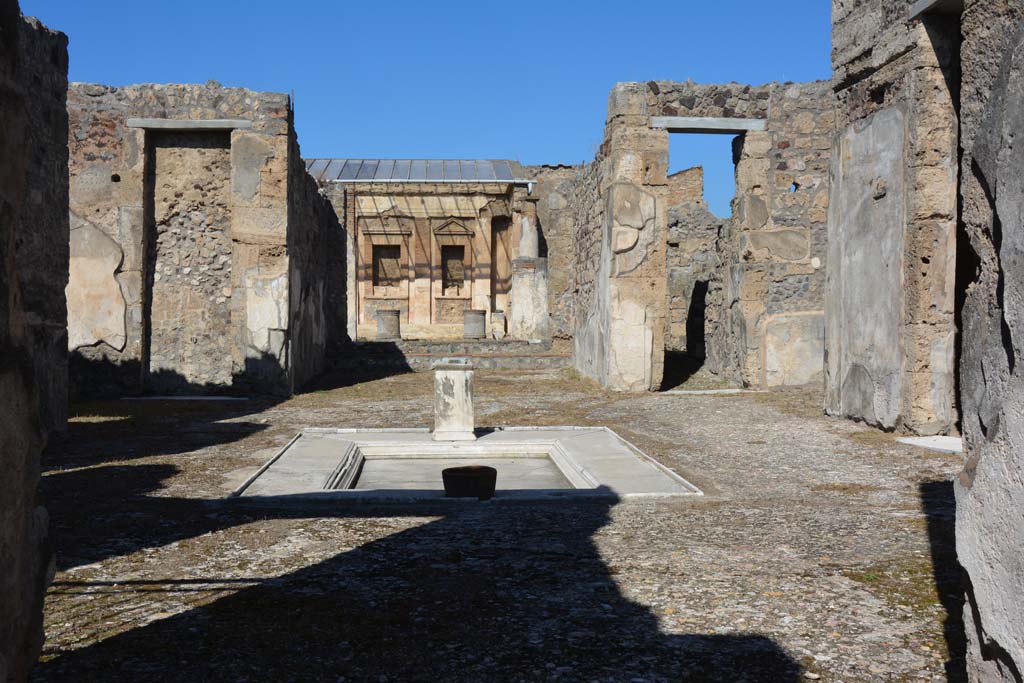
xmin=650 ymin=116 xmax=767 ymax=134
xmin=126 ymin=118 xmax=253 ymax=130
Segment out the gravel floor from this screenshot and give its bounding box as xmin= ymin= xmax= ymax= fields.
xmin=35 ymin=368 xmax=967 ymax=682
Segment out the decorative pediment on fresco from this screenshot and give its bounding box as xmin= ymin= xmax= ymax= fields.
xmin=433 ymin=218 xmax=474 ymax=237
xmin=360 ymin=217 xmax=413 ymax=235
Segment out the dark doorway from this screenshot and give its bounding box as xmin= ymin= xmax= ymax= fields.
xmin=490 ymin=216 xmax=511 ymax=312
xmin=686 ymin=280 xmax=709 ymax=360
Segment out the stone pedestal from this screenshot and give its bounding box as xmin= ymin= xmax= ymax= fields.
xmin=463 ymin=309 xmax=486 ymax=339
xmin=432 ymin=358 xmax=476 ymax=441
xmin=376 ymin=310 xmax=400 ymax=340
xmin=509 ymin=258 xmax=550 ymax=340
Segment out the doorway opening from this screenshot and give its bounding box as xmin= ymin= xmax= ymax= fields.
xmin=662 ymin=133 xmax=739 ymax=390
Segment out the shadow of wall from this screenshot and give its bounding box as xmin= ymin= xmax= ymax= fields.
xmin=34 ymin=492 xmax=804 ymax=682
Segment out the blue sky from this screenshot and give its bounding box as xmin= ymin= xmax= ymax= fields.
xmin=23 ymin=1 xmax=831 ymax=216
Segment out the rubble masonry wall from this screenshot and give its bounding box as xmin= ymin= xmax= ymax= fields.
xmin=0 ymin=6 xmax=67 ymax=680
xmin=67 ymin=82 xmax=338 ymax=396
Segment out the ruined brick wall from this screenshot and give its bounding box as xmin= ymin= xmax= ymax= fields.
xmin=566 ymin=153 xmax=612 ymax=383
xmin=523 ymin=165 xmax=581 ymax=339
xmin=650 ymin=80 xmax=833 ymax=388
xmin=666 ymin=166 xmax=704 ymax=207
xmin=67 ymin=82 xmax=332 ymax=396
xmin=666 ymin=201 xmax=725 ymax=367
xmin=955 ymin=0 xmax=1024 ymax=679
xmin=0 ymin=7 xmax=66 ymax=680
xmin=826 ymin=1 xmax=960 ymax=434
xmin=287 ymin=130 xmax=345 ymax=388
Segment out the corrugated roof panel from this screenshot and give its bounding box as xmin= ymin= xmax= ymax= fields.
xmin=324 ymin=159 xmax=346 ymax=181
xmin=307 ymin=159 xmax=330 ymax=181
xmin=392 ymin=159 xmax=411 ymax=180
xmin=374 ymin=159 xmax=395 ymax=180
xmin=356 ymin=160 xmax=379 ymax=180
xmin=478 ymin=161 xmax=497 ymax=180
xmin=338 ymin=160 xmax=361 ymax=180
xmin=301 ymin=159 xmax=524 ymax=183
xmin=443 ymin=160 xmax=461 ymax=181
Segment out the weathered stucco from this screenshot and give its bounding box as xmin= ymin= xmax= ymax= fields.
xmin=0 ymin=6 xmax=67 ymax=680
xmin=827 ymin=0 xmax=960 ymax=435
xmin=66 ymin=82 xmax=340 ymax=397
xmin=829 ymin=0 xmax=1024 ymax=676
xmin=955 ymin=0 xmax=1024 ymax=679
xmin=826 ymin=106 xmax=907 ymax=429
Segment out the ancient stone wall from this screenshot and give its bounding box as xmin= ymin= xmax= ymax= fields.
xmin=826 ymin=1 xmax=960 ymax=434
xmin=566 ymin=146 xmax=615 ymax=386
xmin=67 ymin=82 xmax=336 ymax=396
xmin=13 ymin=10 xmax=69 ymax=433
xmin=523 ymin=165 xmax=580 ymax=339
xmin=955 ymin=0 xmax=1024 ymax=679
xmin=650 ymin=80 xmax=833 ymax=388
xmin=322 ymin=181 xmax=522 ymax=341
xmin=0 ymin=7 xmax=67 ymax=680
xmin=666 ymin=166 xmax=704 ymax=207
xmin=287 ymin=134 xmax=345 ymax=389
xmin=561 ymin=80 xmax=831 ymax=391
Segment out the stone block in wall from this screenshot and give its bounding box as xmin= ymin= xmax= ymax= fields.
xmin=607 ymin=82 xmax=648 ymax=126
xmin=763 ymin=311 xmax=824 ymax=386
xmin=609 ymin=126 xmax=669 ymax=187
xmin=607 ymin=278 xmax=656 ymax=392
xmin=231 ymin=206 xmax=288 ymax=244
xmin=741 ymin=228 xmax=810 ymax=262
xmin=510 ymin=257 xmax=550 ymax=341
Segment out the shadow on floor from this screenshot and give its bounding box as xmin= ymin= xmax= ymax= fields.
xmin=919 ymin=480 xmax=967 ymax=683
xmin=302 ymin=341 xmax=415 ymax=391
xmin=34 ymin=493 xmax=803 ymax=682
xmin=47 ymin=396 xmax=276 ymax=471
xmin=660 ymin=351 xmax=706 ymax=391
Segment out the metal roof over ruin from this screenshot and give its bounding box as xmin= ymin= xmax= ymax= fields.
xmin=304 ymin=159 xmax=525 ymax=184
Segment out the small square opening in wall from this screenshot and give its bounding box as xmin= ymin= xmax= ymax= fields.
xmin=441 ymin=245 xmax=466 ymax=295
xmin=372 ymin=244 xmax=402 ymax=288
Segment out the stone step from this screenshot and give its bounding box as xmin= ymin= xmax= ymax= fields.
xmin=336 ymin=340 xmax=572 ymax=371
